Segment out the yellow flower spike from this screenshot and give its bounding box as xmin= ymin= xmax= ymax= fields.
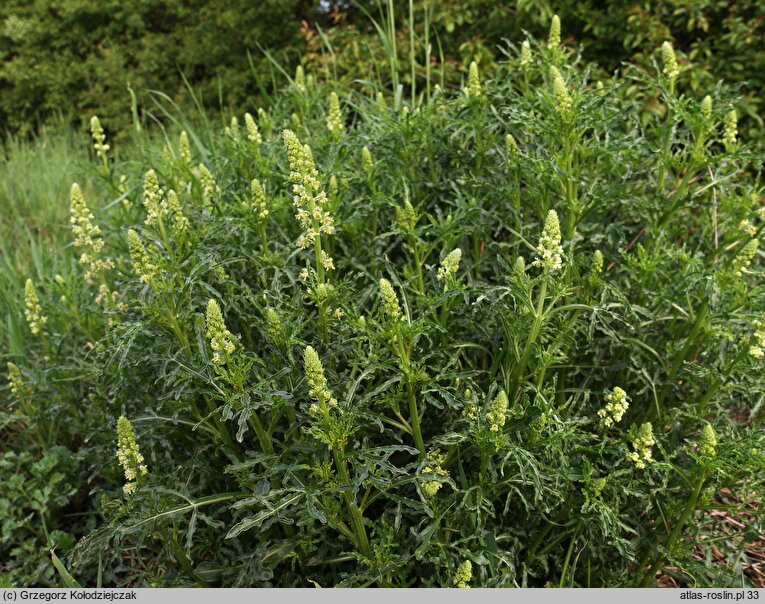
xmin=282 ymin=130 xmax=335 ymax=265
xmin=379 ymin=278 xmax=402 ymax=321
xmin=90 ymin=116 xmax=109 ymax=164
xmin=304 ymin=346 xmax=337 ymax=412
xmin=179 ymin=131 xmax=192 ymax=164
xmin=361 ymin=146 xmax=374 ymax=176
xmin=453 ymin=560 xmax=472 ymax=588
xmin=7 ymin=362 xmax=24 ymax=398
xmin=627 ymin=422 xmax=655 ymax=469
xmin=251 ymin=179 xmax=269 ymax=220
xmin=142 ymin=169 xmax=168 ymax=227
xmin=70 ymin=183 xmax=115 ymax=285
xmin=506 ymin=134 xmax=519 ymax=163
xmin=699 ymin=424 xmax=717 ymax=459
xmin=550 ymin=66 xmax=572 ymax=114
xmin=437 ymin=248 xmax=462 ymax=283
xmin=167 ymin=190 xmax=188 ymax=234
xmin=205 ymin=299 xmax=237 ymax=365
xmin=327 ymin=92 xmax=344 ymax=139
xmin=295 ymin=65 xmax=306 ymax=93
xmin=116 ymin=416 xmax=148 ymax=494
xmin=466 ymin=61 xmax=481 ymax=99
xmin=126 ymin=230 xmax=158 ymax=284
xmin=244 ymin=112 xmax=262 ymax=145
xmin=533 ymin=210 xmax=564 ymax=272
xmin=197 ymin=164 xmax=219 ymax=210
xmin=486 ymin=390 xmax=508 ymax=432
xmin=548 ymin=14 xmax=561 ymax=50
xmin=700 ymin=95 xmax=713 ymax=120
xmin=661 ymin=41 xmax=679 ymax=81
xmin=734 ymin=239 xmax=758 ymax=277
xmin=597 ymin=387 xmax=629 ymax=428
xmin=24 ymin=278 xmax=47 ymax=335
xmin=520 ymin=40 xmax=532 ymax=67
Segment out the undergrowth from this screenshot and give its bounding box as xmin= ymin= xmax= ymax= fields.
xmin=2 ymin=19 xmax=764 ymax=587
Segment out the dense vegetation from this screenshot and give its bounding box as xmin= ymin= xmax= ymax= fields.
xmin=2 ymin=1 xmax=764 ymax=139
xmin=2 ymin=14 xmax=763 ymax=587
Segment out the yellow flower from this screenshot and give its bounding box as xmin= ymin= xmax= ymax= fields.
xmin=597 ymin=387 xmax=629 ymax=428
xmin=126 ymin=230 xmax=158 ymax=284
xmin=550 ymin=66 xmax=572 ymax=114
xmin=179 ymin=131 xmax=192 ymax=164
xmin=7 ymin=362 xmax=24 ymax=398
xmin=698 ymin=424 xmax=716 ymax=458
xmin=437 ymin=248 xmax=462 ymax=284
xmin=205 ymin=299 xmax=238 ymax=365
xmin=486 ymin=390 xmax=508 ymax=432
xmin=547 ymin=15 xmax=561 ymax=50
xmin=379 ymin=278 xmax=402 ymax=320
xmin=116 ymin=416 xmax=148 ymax=494
xmin=453 ymin=560 xmax=472 ymax=588
xmin=327 ymin=92 xmax=345 ymax=139
xmin=533 ymin=210 xmax=564 ymax=272
xmin=142 ymin=169 xmax=168 ymax=227
xmin=251 ymin=179 xmax=269 ymax=220
xmin=24 ymin=278 xmax=47 ymax=335
xmin=197 ymin=164 xmax=219 ymax=210
xmin=304 ymin=346 xmax=338 ymax=411
xmin=661 ymin=41 xmax=679 ymax=81
xmin=723 ymin=109 xmax=738 ymax=150
xmin=466 ymin=61 xmax=481 ymax=99
xmin=244 ymin=112 xmax=262 ymax=145
xmin=90 ymin=116 xmax=109 ymax=164
xmin=520 ymin=40 xmax=532 ymax=67
xmin=294 ymin=65 xmax=306 ymax=93
xmin=627 ymin=422 xmax=655 ymax=469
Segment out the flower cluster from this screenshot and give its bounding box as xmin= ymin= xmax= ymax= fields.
xmin=453 ymin=560 xmax=472 ymax=588
xmin=251 ymin=179 xmax=269 ymax=220
xmin=24 ymin=278 xmax=47 ymax=335
xmin=379 ymin=278 xmax=402 ymax=321
xmin=282 ymin=129 xmax=335 ymax=256
xmin=70 ymin=183 xmax=115 ymax=284
xmin=533 ymin=210 xmax=564 ymax=272
xmin=167 ymin=190 xmax=189 ymax=234
xmin=304 ymin=346 xmax=338 ymax=414
xmin=627 ymin=422 xmax=655 ymax=469
xmin=90 ymin=116 xmax=109 ymax=164
xmin=749 ymin=319 xmax=765 ymax=359
xmin=661 ymin=41 xmax=679 ymax=81
xmin=437 ymin=248 xmax=462 ymax=284
xmin=520 ymin=40 xmax=532 ymax=67
xmin=466 ymin=61 xmax=481 ymax=99
xmin=179 ymin=131 xmax=192 ymax=165
xmin=265 ymin=308 xmax=282 ymax=343
xmin=7 ymin=362 xmax=24 ymax=398
xmin=294 ymin=65 xmax=306 ymax=93
xmin=421 ymin=449 xmax=449 ymax=497
xmin=205 ymin=299 xmax=238 ymax=365
xmin=326 ymin=92 xmax=344 ymax=139
xmin=116 ymin=416 xmax=148 ymax=495
xmin=486 ymin=389 xmax=508 ymax=432
xmin=244 ymin=112 xmax=262 ymax=145
xmin=127 ymin=230 xmax=158 ymax=284
xmin=143 ymin=169 xmax=168 ymax=227
xmin=506 ymin=134 xmax=519 ymax=163
xmin=361 ymin=146 xmax=374 ymax=176
xmin=547 ymin=15 xmax=561 ymax=50
xmin=698 ymin=424 xmax=717 ymax=458
xmin=550 ymin=67 xmax=572 ymax=114
xmin=734 ymin=239 xmax=758 ymax=277
xmin=598 ymin=387 xmax=629 ymax=428
xmin=197 ymin=164 xmax=219 ymax=210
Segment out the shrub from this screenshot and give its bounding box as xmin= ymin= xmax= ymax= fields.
xmin=3 ymin=21 xmax=764 ymax=587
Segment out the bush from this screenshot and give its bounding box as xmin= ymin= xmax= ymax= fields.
xmin=3 ymin=27 xmax=764 ymax=587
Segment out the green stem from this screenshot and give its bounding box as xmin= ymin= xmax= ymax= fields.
xmin=642 ymin=468 xmax=708 ymax=586
xmin=332 ymin=447 xmax=372 ymax=559
xmin=509 ymin=277 xmax=548 ymax=400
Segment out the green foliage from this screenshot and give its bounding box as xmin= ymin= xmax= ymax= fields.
xmin=2 ymin=22 xmax=765 ymax=589
xmin=0 ymin=0 xmax=308 ymax=134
